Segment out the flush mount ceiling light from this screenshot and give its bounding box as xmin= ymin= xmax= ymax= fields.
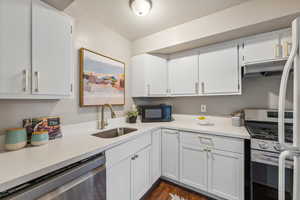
xmin=129 ymin=0 xmax=152 ymax=16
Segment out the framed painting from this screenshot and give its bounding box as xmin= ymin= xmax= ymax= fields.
xmin=80 ymin=48 xmax=125 ymax=106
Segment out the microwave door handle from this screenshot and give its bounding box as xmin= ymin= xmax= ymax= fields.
xmin=278 ymin=18 xmax=299 ymax=148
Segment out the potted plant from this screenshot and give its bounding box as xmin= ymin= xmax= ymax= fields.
xmin=127 ymin=110 xmax=138 ymax=123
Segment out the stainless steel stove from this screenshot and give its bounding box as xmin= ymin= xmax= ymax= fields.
xmin=244 ymin=109 xmax=294 ymax=200
xmin=245 ymin=109 xmax=293 ymax=152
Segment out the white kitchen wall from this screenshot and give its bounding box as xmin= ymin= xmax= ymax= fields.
xmin=0 ymin=3 xmax=133 ymax=134
xmin=134 ymin=76 xmax=294 ymax=116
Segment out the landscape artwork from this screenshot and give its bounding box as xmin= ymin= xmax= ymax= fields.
xmin=80 ymin=48 xmax=125 ymax=106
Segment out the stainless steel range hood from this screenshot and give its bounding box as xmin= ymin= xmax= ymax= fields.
xmin=41 ymin=0 xmax=74 ymax=10
xmin=242 ymin=59 xmax=290 ymax=78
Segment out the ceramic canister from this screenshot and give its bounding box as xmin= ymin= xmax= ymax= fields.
xmin=31 ymin=131 xmax=49 ymax=146
xmin=5 ymin=128 xmax=27 ymax=151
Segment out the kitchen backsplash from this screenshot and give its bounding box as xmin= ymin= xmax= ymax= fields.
xmin=134 ymin=76 xmax=294 ymax=116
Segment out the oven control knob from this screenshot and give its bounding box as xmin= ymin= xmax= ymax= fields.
xmin=258 ymin=142 xmax=269 ymax=150
xmin=273 ymin=143 xmax=283 ymax=152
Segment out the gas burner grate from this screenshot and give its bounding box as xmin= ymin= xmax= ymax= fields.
xmin=245 ymin=121 xmax=293 ymax=143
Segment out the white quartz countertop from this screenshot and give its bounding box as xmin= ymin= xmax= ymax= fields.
xmin=0 ymin=114 xmax=250 ymax=192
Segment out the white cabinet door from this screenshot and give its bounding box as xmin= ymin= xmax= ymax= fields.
xmin=107 ymin=157 xmax=131 ymax=200
xmin=198 ymin=42 xmax=240 ymax=95
xmin=151 ymin=129 xmax=162 ymax=184
xmin=132 ymin=146 xmax=151 ymax=200
xmin=180 ymin=144 xmax=208 ymax=191
xmin=32 ymin=1 xmax=72 ymax=96
xmin=131 ymin=54 xmax=168 ymax=97
xmin=168 ymin=54 xmax=198 ymax=95
xmin=162 ymin=130 xmax=180 ymax=180
xmin=145 ymin=55 xmax=168 ymax=96
xmin=131 ymin=55 xmax=147 ymax=97
xmin=241 ymin=30 xmax=291 ymax=64
xmin=208 ymin=150 xmax=244 ymax=200
xmin=0 ymin=0 xmax=31 ymax=95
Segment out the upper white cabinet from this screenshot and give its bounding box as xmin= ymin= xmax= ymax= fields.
xmin=130 ymin=29 xmax=291 ymax=98
xmin=32 ymin=1 xmax=72 ymax=96
xmin=0 ymin=0 xmax=31 ymax=96
xmin=0 ymin=0 xmax=73 ymax=99
xmin=241 ymin=29 xmax=291 ymax=65
xmin=162 ymin=129 xmax=180 ymax=181
xmin=198 ymin=42 xmax=240 ymax=95
xmin=168 ymin=53 xmax=198 ymax=95
xmin=131 ymin=54 xmax=168 ymax=97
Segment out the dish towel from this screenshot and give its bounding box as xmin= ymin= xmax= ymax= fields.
xmin=170 ymin=193 xmax=187 ymax=200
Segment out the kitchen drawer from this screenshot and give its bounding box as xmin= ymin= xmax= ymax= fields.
xmin=106 ymin=133 xmax=151 ymax=167
xmin=181 ymin=132 xmax=244 ymax=154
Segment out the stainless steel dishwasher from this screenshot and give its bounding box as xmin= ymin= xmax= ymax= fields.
xmin=0 ymin=153 xmax=106 ymax=200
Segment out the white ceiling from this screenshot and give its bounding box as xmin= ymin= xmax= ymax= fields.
xmin=66 ymin=0 xmax=250 ymax=41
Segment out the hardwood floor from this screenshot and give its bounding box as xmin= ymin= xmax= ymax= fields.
xmin=144 ymin=181 xmax=212 ymax=200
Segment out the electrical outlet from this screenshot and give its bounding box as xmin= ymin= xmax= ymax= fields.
xmin=201 ymin=104 xmax=207 ymax=113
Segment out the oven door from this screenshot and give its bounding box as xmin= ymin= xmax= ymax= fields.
xmin=251 ymin=150 xmax=293 ymax=200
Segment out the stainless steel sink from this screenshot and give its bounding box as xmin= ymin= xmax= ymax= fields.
xmin=92 ymin=127 xmax=138 ymax=139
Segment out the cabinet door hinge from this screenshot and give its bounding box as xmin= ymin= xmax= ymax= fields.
xmin=238 ymin=83 xmax=240 ymax=90
xmin=70 ymin=84 xmax=73 ymax=92
xmin=70 ymin=26 xmax=73 ymax=34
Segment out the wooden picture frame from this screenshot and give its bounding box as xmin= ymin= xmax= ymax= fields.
xmin=79 ymin=48 xmax=125 ymax=107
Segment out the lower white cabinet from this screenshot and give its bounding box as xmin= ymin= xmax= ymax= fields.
xmin=162 ymin=129 xmax=180 ymax=181
xmin=107 ymin=146 xmax=151 ymax=200
xmin=151 ymin=129 xmax=162 ymax=184
xmin=132 ymin=146 xmax=151 ymax=200
xmin=107 ymin=129 xmax=245 ymax=200
xmin=208 ymin=150 xmax=244 ymax=200
xmin=180 ymin=144 xmax=208 ymax=191
xmin=107 ymin=157 xmax=131 ymax=200
xmin=174 ymin=130 xmax=244 ymax=200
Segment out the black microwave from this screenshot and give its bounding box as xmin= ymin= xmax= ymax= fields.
xmin=140 ymin=104 xmax=173 ymax=122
